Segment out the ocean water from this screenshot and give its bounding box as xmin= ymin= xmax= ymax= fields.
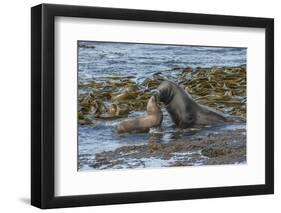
xmin=78 ymin=41 xmax=246 ymax=83
xmin=78 ymin=41 xmax=247 ymax=170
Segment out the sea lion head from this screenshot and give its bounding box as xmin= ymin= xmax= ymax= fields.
xmin=152 ymin=80 xmax=174 ymax=105
xmin=146 ymin=95 xmax=161 ymax=115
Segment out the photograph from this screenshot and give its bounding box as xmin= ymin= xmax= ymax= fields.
xmin=30 ymin=3 xmax=274 ymax=209
xmin=77 ymin=41 xmax=247 ymax=171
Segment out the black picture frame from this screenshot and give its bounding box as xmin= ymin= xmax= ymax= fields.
xmin=31 ymin=3 xmax=274 ymax=209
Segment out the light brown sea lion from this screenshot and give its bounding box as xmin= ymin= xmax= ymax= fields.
xmin=153 ymin=80 xmax=229 ymax=128
xmin=116 ymin=96 xmax=163 ymax=133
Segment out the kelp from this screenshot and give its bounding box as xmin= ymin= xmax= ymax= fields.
xmin=78 ymin=64 xmax=246 ymax=125
xmin=178 ymin=65 xmax=246 ymax=118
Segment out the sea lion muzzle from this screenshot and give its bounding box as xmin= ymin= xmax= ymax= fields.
xmin=150 ymin=89 xmax=161 ymax=102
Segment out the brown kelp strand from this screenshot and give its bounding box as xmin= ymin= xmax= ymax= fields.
xmin=78 ymin=65 xmax=246 ymax=125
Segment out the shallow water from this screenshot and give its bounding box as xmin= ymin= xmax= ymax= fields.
xmin=78 ymin=109 xmax=246 ymax=170
xmin=78 ymin=41 xmax=247 ymax=171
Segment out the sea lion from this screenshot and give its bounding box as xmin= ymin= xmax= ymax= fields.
xmin=153 ymin=80 xmax=228 ymax=128
xmin=116 ymin=95 xmax=163 ymax=133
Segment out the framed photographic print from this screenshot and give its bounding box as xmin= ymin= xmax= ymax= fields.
xmin=31 ymin=3 xmax=274 ymax=209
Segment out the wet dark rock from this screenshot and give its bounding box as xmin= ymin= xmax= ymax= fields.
xmin=201 ymin=147 xmax=232 ymax=157
xmin=182 ymin=67 xmax=193 ymax=73
xmin=90 ymin=128 xmax=246 ymax=169
xmin=79 ymin=117 xmax=96 ymax=125
xmin=79 ymin=44 xmax=96 ymax=48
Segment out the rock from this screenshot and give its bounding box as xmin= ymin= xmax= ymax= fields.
xmin=79 ymin=118 xmax=95 ymax=125
xmin=182 ymin=67 xmax=193 ymax=73
xmin=201 ymin=147 xmax=232 ymax=157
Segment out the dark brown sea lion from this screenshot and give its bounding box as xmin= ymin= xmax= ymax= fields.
xmin=153 ymin=80 xmax=229 ymax=128
xmin=116 ymin=96 xmax=163 ymax=133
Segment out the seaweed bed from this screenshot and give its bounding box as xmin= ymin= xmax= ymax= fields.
xmin=78 ymin=65 xmax=246 ymax=170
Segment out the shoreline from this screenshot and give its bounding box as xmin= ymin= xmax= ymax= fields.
xmin=83 ymin=127 xmax=246 ymax=170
